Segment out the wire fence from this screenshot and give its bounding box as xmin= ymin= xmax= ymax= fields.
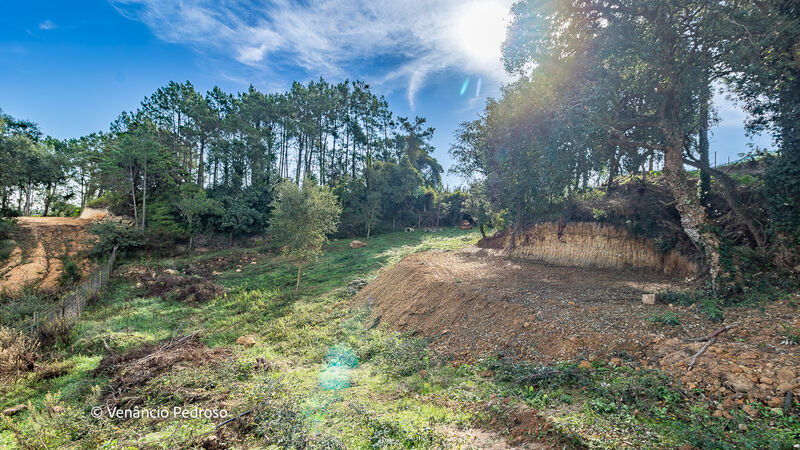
xmin=15 ymin=246 xmax=117 ymax=333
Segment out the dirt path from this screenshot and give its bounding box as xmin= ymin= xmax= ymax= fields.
xmin=0 ymin=217 xmax=96 ymax=295
xmin=356 ymin=247 xmax=799 ymax=409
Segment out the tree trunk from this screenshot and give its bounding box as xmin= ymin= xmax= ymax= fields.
xmin=141 ymin=160 xmax=147 ymax=230
xmin=295 ymin=262 xmax=303 ymax=291
xmin=43 ymin=182 xmax=53 ymax=216
xmin=664 ymin=138 xmax=723 ymax=289
xmin=699 ymin=81 xmax=712 ymax=209
xmin=197 ymin=139 xmax=205 ymax=187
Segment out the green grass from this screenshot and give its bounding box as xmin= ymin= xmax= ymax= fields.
xmin=2 ymin=227 xmax=798 ymax=448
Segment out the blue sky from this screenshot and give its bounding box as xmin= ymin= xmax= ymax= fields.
xmin=0 ymin=0 xmax=772 ymax=186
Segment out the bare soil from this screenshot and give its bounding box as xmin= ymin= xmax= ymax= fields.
xmin=0 ymin=217 xmax=96 ymax=295
xmin=356 ymin=247 xmax=800 ymax=410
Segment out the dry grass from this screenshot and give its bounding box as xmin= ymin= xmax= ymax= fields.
xmin=0 ymin=326 xmax=39 ymax=380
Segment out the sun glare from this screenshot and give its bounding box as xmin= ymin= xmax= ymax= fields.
xmin=454 ymin=1 xmax=510 ymax=66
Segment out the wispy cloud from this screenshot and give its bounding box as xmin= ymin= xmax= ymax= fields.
xmin=38 ymin=19 xmax=57 ymax=30
xmin=109 ymin=0 xmax=513 ymax=108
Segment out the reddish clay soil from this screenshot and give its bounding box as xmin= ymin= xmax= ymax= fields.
xmin=355 ymin=247 xmax=800 ymax=411
xmin=0 ymin=217 xmax=96 ymax=295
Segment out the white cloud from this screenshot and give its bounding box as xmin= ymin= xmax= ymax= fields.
xmin=38 ymin=19 xmax=57 ymax=30
xmin=109 ymin=0 xmax=514 ymax=107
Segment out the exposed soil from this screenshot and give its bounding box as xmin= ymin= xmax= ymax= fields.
xmin=356 ymin=247 xmax=800 ymax=410
xmin=93 ymin=334 xmax=229 ymax=408
xmin=0 ymin=217 xmax=97 ymax=295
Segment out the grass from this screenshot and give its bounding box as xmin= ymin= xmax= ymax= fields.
xmin=1 ymin=227 xmax=798 ymax=448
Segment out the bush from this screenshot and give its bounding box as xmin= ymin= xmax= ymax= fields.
xmin=36 ymin=318 xmax=76 ymax=349
xmin=647 ymin=311 xmax=680 ymax=326
xmin=58 ymin=256 xmax=80 ymax=290
xmin=0 ymin=326 xmax=39 ymax=379
xmin=87 ymin=222 xmax=143 ymax=259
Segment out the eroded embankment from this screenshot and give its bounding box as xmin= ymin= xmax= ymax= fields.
xmin=485 ymin=222 xmax=699 ymax=277
xmin=0 ymin=217 xmax=97 ymax=295
xmin=356 ymin=248 xmax=800 ymax=411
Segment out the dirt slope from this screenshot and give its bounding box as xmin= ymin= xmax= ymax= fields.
xmin=356 ymin=247 xmax=799 ymax=409
xmin=0 ymin=217 xmax=96 ymax=295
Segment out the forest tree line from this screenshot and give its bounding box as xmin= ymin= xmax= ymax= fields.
xmin=0 ymin=78 xmax=472 ymax=243
xmin=450 ymin=0 xmax=800 ymax=292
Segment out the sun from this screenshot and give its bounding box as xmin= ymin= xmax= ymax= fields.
xmin=453 ymin=1 xmax=510 ymax=66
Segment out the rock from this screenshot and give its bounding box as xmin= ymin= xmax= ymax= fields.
xmin=578 ymin=360 xmax=592 ymax=369
xmin=349 ymin=240 xmax=367 ymax=249
xmin=742 ymin=404 xmax=758 ymax=417
xmin=480 ymin=369 xmax=495 ymax=378
xmin=776 ymin=367 xmax=796 ymax=385
xmin=236 ymin=335 xmax=256 ymax=347
xmin=712 ymin=409 xmax=724 ymax=418
xmin=729 ymin=377 xmax=755 ymax=393
xmin=523 ymin=322 xmax=530 ymax=328
xmin=776 ymin=382 xmax=796 ymax=393
xmin=3 ymin=404 xmax=27 ymax=416
xmin=738 ymin=423 xmax=748 ymax=431
xmin=722 ymin=397 xmax=736 ymax=410
xmin=642 ymin=294 xmax=656 ymax=305
xmin=609 ymin=357 xmax=623 ymax=367
xmin=768 ymin=396 xmax=784 ymax=407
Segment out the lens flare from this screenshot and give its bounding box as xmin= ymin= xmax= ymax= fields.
xmin=460 ymin=77 xmax=470 ymax=96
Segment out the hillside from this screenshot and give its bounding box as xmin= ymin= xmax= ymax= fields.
xmin=0 ymin=217 xmax=96 ymax=295
xmin=1 ymin=229 xmax=797 ymax=448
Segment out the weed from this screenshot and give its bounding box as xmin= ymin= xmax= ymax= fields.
xmin=647 ymin=311 xmax=680 ymax=326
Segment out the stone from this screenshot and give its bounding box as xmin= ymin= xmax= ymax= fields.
xmin=712 ymin=409 xmax=724 ymax=417
xmin=578 ymin=360 xmax=592 ymax=369
xmin=729 ymin=377 xmax=754 ymax=393
xmin=523 ymin=322 xmax=530 ymax=328
xmin=768 ymin=396 xmax=784 ymax=407
xmin=642 ymin=294 xmax=656 ymax=305
xmin=742 ymin=404 xmax=758 ymax=417
xmin=236 ymin=335 xmax=256 ymax=347
xmin=609 ymin=357 xmax=623 ymax=367
xmin=776 ymin=367 xmax=796 ymax=385
xmin=3 ymin=404 xmax=27 ymax=416
xmin=738 ymin=423 xmax=748 ymax=431
xmin=349 ymin=240 xmax=367 ymax=249
xmin=776 ymin=383 xmax=796 ymax=393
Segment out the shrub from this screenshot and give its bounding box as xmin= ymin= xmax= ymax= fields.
xmin=36 ymin=318 xmax=75 ymax=349
xmin=0 ymin=326 xmax=39 ymax=379
xmin=58 ymin=256 xmax=81 ymax=290
xmin=647 ymin=311 xmax=680 ymax=326
xmin=87 ymin=221 xmax=143 ymax=259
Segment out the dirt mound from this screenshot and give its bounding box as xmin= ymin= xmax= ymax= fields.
xmin=140 ymin=272 xmax=225 ymax=303
xmin=355 ymin=249 xmax=799 ymax=409
xmin=0 ymin=217 xmax=97 ymax=295
xmin=356 ymin=248 xmax=682 ymax=362
xmin=93 ymin=334 xmax=229 ymax=407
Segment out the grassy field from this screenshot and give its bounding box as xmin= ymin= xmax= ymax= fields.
xmin=1 ymin=228 xmax=797 ymax=448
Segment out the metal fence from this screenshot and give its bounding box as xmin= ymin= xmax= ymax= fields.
xmin=16 ymin=246 xmax=117 ymax=333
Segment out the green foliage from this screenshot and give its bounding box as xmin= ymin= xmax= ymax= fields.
xmin=58 ymin=256 xmax=81 ymax=290
xmin=269 ymin=180 xmax=341 ymax=289
xmin=647 ymin=311 xmax=680 ymax=327
xmin=0 ymin=219 xmax=15 ymax=262
xmin=87 ymin=222 xmax=143 ymax=258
